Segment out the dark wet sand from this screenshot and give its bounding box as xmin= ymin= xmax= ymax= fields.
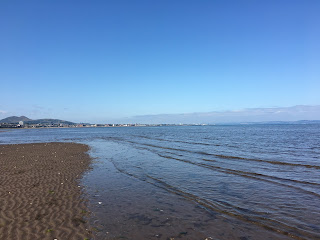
xmin=0 ymin=142 xmax=92 ymax=240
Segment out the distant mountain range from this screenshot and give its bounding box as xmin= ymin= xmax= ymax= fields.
xmin=0 ymin=116 xmax=75 ymax=125
xmin=1 ymin=115 xmax=320 ymax=126
xmin=214 ymin=120 xmax=320 ymax=125
xmin=124 ymin=105 xmax=320 ymax=124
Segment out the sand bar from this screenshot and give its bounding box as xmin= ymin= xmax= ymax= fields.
xmin=0 ymin=142 xmax=92 ymax=240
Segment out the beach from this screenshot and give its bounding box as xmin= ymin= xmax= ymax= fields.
xmin=0 ymin=142 xmax=92 ymax=240
xmin=0 ymin=125 xmax=319 ymax=240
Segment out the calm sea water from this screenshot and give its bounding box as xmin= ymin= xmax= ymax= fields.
xmin=1 ymin=125 xmax=319 ymax=239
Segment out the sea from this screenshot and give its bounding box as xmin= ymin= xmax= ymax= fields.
xmin=1 ymin=124 xmax=319 ymax=240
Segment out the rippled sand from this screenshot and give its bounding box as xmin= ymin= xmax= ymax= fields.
xmin=0 ymin=142 xmax=92 ymax=240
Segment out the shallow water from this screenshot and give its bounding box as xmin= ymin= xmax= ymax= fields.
xmin=1 ymin=125 xmax=319 ymax=239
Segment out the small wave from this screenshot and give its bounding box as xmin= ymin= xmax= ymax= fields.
xmin=133 ymin=135 xmax=217 ymax=146
xmin=155 ymin=153 xmax=320 ymax=198
xmin=107 ymin=159 xmax=316 ymax=240
xmin=121 ymin=140 xmax=320 ymax=170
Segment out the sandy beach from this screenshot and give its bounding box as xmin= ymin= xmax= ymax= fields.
xmin=0 ymin=142 xmax=92 ymax=240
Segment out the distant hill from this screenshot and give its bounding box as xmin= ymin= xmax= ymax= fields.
xmin=0 ymin=116 xmax=32 ymax=123
xmin=25 ymin=119 xmax=75 ymax=125
xmin=0 ymin=116 xmax=75 ymax=125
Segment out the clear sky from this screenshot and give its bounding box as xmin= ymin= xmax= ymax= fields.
xmin=0 ymin=0 xmax=319 ymax=123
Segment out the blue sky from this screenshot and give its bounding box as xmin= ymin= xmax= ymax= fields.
xmin=0 ymin=0 xmax=319 ymax=123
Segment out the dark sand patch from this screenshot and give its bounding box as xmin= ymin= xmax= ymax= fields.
xmin=0 ymin=142 xmax=92 ymax=240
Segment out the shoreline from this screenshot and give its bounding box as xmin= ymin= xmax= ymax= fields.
xmin=0 ymin=142 xmax=93 ymax=240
